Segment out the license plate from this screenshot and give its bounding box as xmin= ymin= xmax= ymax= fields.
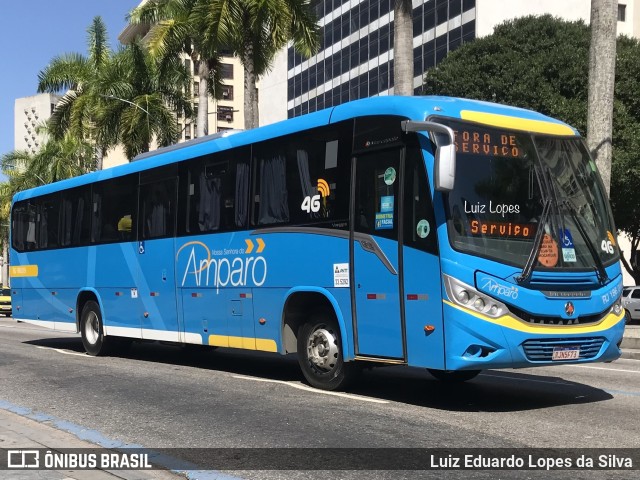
xmin=552 ymin=347 xmax=580 ymax=360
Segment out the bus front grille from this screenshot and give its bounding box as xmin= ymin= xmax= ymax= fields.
xmin=522 ymin=337 xmax=605 ymax=362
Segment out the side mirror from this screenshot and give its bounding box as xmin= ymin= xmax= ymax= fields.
xmin=401 ymin=120 xmax=456 ymax=192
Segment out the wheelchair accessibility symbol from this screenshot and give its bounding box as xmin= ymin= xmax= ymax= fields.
xmin=559 ymin=229 xmax=574 ymax=248
xmin=138 ymin=241 xmax=145 ymax=254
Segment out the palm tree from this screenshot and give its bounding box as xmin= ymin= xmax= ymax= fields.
xmin=1 ymin=134 xmax=94 ymax=191
xmin=393 ymin=0 xmax=414 ymax=95
xmin=0 ymin=133 xmax=95 ymax=256
xmin=37 ymin=17 xmax=112 ymax=167
xmin=128 ymin=0 xmax=224 ymax=137
xmin=198 ymin=0 xmax=319 ymax=129
xmin=96 ymin=41 xmax=194 ymax=159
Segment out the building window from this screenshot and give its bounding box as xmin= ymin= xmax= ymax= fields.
xmin=618 ymin=4 xmax=626 ymax=22
xmin=184 ymin=58 xmax=191 ymax=72
xmin=221 ymin=63 xmax=234 ymax=79
xmin=217 ymin=105 xmax=234 ymax=122
xmin=194 ymin=82 xmax=199 ymax=97
xmin=221 ymin=85 xmax=234 ymax=100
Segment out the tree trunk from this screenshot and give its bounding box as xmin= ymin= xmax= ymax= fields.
xmin=243 ymin=45 xmax=258 ymax=129
xmin=393 ymin=0 xmax=414 ymax=95
xmin=197 ymin=55 xmax=209 ymax=137
xmin=587 ymin=0 xmax=617 ymax=196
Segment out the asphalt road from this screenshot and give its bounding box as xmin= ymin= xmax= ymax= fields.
xmin=1 ymin=318 xmax=639 ymax=479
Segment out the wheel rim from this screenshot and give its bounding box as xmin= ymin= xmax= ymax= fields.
xmin=306 ymin=326 xmax=339 ymax=373
xmin=84 ymin=312 xmax=100 ymax=345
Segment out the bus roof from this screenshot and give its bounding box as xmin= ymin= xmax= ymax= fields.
xmin=12 ymin=95 xmax=577 ymax=202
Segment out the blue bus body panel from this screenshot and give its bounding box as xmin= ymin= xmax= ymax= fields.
xmin=403 ymin=245 xmax=446 ymax=370
xmin=175 ymin=230 xmax=352 ymax=351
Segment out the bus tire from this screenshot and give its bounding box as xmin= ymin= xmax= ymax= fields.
xmin=80 ymin=301 xmax=110 ymax=356
xmin=297 ymin=313 xmax=358 ymax=391
xmin=428 ymin=369 xmax=481 ymax=382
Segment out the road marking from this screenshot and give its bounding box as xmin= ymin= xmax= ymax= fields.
xmin=233 ymin=375 xmax=389 ymax=404
xmin=563 ymin=364 xmax=640 ymax=374
xmin=35 ymin=346 xmax=90 ymax=357
xmin=0 ymin=324 xmax=15 ymax=328
xmin=603 ymin=389 xmax=640 ymax=397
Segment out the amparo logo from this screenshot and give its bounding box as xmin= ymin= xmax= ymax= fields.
xmin=177 ymin=241 xmax=267 ymax=293
xmin=481 ymin=277 xmax=519 ymax=300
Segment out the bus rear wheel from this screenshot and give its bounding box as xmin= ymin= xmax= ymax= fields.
xmin=428 ymin=369 xmax=481 ymax=382
xmin=80 ymin=301 xmax=110 ymax=356
xmin=297 ymin=314 xmax=358 ymax=391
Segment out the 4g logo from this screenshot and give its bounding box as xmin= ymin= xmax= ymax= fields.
xmin=601 ymin=231 xmax=616 ymax=255
xmin=301 ymin=178 xmax=330 ymax=213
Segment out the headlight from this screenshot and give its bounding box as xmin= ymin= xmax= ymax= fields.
xmin=444 ymin=275 xmax=509 ymax=318
xmin=612 ymin=299 xmax=623 ymax=316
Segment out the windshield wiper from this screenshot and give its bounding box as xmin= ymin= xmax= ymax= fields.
xmin=561 ymin=198 xmax=609 ymax=285
xmin=517 ymin=160 xmax=556 ymax=285
xmin=516 ymin=197 xmax=551 ymax=284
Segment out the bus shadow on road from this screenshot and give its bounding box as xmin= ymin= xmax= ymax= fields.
xmin=350 ymin=366 xmax=614 ymax=412
xmin=24 ymin=337 xmax=613 ymax=411
xmin=24 ymin=336 xmax=303 ymax=383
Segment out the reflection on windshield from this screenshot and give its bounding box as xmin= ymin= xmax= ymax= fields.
xmin=443 ymin=119 xmax=619 ymax=270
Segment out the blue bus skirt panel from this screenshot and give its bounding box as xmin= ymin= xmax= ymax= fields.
xmin=442 ymin=301 xmax=625 ymax=371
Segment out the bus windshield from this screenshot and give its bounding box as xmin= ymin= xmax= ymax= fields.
xmin=443 ymin=119 xmax=619 ymax=270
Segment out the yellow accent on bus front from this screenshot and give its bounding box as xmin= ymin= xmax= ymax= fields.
xmin=209 ymin=335 xmax=278 ymax=352
xmin=460 ymin=111 xmax=576 ymax=136
xmin=443 ymin=299 xmax=624 ymax=334
xmin=10 ymin=265 xmax=38 ymax=277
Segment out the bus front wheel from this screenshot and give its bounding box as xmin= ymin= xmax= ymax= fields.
xmin=297 ymin=314 xmax=358 ymax=391
xmin=428 ymin=369 xmax=481 ymax=382
xmin=80 ymin=301 xmax=110 ymax=356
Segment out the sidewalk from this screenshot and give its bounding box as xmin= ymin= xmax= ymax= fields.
xmin=0 ymin=408 xmax=184 ymax=480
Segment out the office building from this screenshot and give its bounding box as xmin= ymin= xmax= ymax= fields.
xmin=259 ymin=0 xmax=639 ymax=126
xmin=14 ymin=93 xmax=60 ymax=155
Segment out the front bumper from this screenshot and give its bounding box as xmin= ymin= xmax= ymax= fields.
xmin=443 ymin=300 xmax=625 ymax=371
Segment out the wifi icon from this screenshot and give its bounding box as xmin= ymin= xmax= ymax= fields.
xmin=317 ymin=178 xmax=330 ymax=197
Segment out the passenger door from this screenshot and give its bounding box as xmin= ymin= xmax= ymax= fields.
xmin=352 ymin=148 xmax=404 ymax=359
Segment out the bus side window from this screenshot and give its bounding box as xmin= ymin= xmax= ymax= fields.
xmin=140 ymin=179 xmax=176 ymax=240
xmin=252 ymin=121 xmax=352 ymax=229
xmin=92 ymin=174 xmax=138 ymax=244
xmin=254 ymin=148 xmax=290 ymax=226
xmin=182 ymin=149 xmax=250 ymax=234
xmin=403 ymin=146 xmax=438 ymax=254
xmin=61 ymin=186 xmax=91 ymax=247
xmin=11 ymin=202 xmax=33 ymax=252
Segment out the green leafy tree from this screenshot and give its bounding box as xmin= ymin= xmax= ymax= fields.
xmin=422 ymin=15 xmax=640 ymax=284
xmin=96 ymin=41 xmax=193 ymax=159
xmin=128 ymin=0 xmax=224 ymax=137
xmin=0 ymin=133 xmax=95 ymax=260
xmin=37 ymin=16 xmax=112 ymax=168
xmin=197 ymin=0 xmax=319 ymax=129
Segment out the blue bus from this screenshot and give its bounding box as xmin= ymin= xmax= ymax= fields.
xmin=10 ymin=96 xmax=626 ymax=390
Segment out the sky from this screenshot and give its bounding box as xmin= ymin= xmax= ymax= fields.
xmin=0 ymin=1 xmax=142 ymax=160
